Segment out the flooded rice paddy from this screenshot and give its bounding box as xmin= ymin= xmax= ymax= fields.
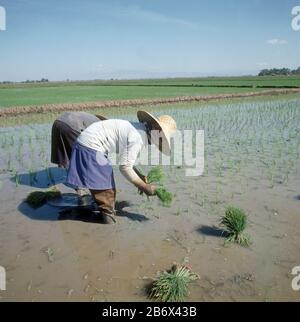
xmin=0 ymin=97 xmax=299 ymax=301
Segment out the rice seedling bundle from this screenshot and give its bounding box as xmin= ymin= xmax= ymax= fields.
xmin=147 ymin=166 xmax=164 ymax=184
xmin=149 ymin=265 xmax=199 ymax=302
xmin=155 ymin=187 xmax=173 ymax=207
xmin=220 ymin=207 xmax=251 ymax=246
xmin=26 ymin=187 xmax=62 ymax=208
xmin=147 ymin=167 xmax=173 ymax=206
xmin=136 ymin=167 xmax=173 ymax=206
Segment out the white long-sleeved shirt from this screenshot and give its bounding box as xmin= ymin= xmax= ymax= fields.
xmin=77 ymin=120 xmax=148 ymax=186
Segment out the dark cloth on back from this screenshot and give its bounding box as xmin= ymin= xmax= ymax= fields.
xmin=51 ymin=112 xmax=99 ymax=168
xmin=57 ymin=112 xmax=99 ymax=132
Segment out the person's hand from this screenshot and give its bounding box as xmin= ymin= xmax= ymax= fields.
xmin=140 ymin=175 xmax=148 ymax=183
xmin=141 ymin=183 xmax=156 ymax=196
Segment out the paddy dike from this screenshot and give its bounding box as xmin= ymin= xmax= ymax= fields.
xmin=1 ymin=88 xmax=300 ymax=117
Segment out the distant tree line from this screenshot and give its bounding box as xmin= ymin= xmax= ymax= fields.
xmin=259 ymin=67 xmax=300 ymax=76
xmin=22 ymin=78 xmax=49 ymax=83
xmin=0 ymin=78 xmax=49 ymax=84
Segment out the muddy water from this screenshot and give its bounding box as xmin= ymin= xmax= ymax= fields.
xmin=0 ymin=98 xmax=300 ymax=301
xmin=0 ymin=173 xmax=299 ymax=302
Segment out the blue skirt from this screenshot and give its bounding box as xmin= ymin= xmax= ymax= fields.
xmin=66 ymin=143 xmax=115 ymax=190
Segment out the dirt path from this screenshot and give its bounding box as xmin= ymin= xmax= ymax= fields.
xmin=1 ymin=88 xmax=300 ymax=117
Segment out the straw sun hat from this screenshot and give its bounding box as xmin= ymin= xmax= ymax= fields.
xmin=137 ymin=111 xmax=177 ymax=156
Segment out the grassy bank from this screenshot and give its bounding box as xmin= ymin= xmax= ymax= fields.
xmin=0 ymin=85 xmax=266 ymax=108
xmin=1 ymin=92 xmax=300 ymax=128
xmin=0 ymin=88 xmax=299 ymax=118
xmin=1 ymin=76 xmax=300 ymax=109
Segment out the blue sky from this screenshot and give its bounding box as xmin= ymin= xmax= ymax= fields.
xmin=0 ymin=0 xmax=299 ymax=81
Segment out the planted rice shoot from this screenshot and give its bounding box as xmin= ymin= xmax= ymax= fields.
xmin=220 ymin=207 xmax=251 ymax=246
xmin=29 ymin=169 xmax=35 ymax=186
xmin=26 ymin=187 xmax=62 ymax=208
xmin=149 ymin=265 xmax=198 ymax=302
xmin=13 ymin=170 xmax=20 ymax=187
xmin=155 ymin=187 xmax=173 ymax=207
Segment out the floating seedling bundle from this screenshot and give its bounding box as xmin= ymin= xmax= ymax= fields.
xmin=220 ymin=207 xmax=251 ymax=246
xmin=26 ymin=187 xmax=62 ymax=208
xmin=149 ymin=265 xmax=198 ymax=302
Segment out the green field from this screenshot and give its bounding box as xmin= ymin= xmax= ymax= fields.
xmin=0 ymin=76 xmax=300 ymax=108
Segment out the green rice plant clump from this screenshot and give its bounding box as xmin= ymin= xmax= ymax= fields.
xmin=147 ymin=166 xmax=164 ymax=184
xmin=220 ymin=207 xmax=251 ymax=246
xmin=149 ymin=265 xmax=198 ymax=302
xmin=26 ymin=187 xmax=62 ymax=208
xmin=155 ymin=187 xmax=173 ymax=206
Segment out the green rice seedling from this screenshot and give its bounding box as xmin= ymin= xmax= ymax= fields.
xmin=44 ymin=165 xmax=54 ymax=186
xmin=149 ymin=265 xmax=198 ymax=302
xmin=147 ymin=166 xmax=164 ymax=184
xmin=1 ymin=136 xmax=6 ymax=149
xmin=7 ymin=152 xmax=12 ymax=171
xmin=155 ymin=187 xmax=173 ymax=206
xmin=26 ymin=187 xmax=62 ymax=208
xmin=174 ymin=208 xmax=181 ymax=216
xmin=32 ymin=171 xmax=38 ymax=184
xmin=220 ymin=207 xmax=251 ymax=246
xmin=47 ymin=167 xmax=55 ymax=185
xmin=9 ymin=136 xmax=14 ymax=146
xmin=17 ymin=145 xmax=22 ymax=164
xmin=28 ymin=136 xmax=32 ymax=146
xmin=12 ymin=170 xmax=20 ymax=187
xmin=29 ymin=168 xmax=36 ymax=186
